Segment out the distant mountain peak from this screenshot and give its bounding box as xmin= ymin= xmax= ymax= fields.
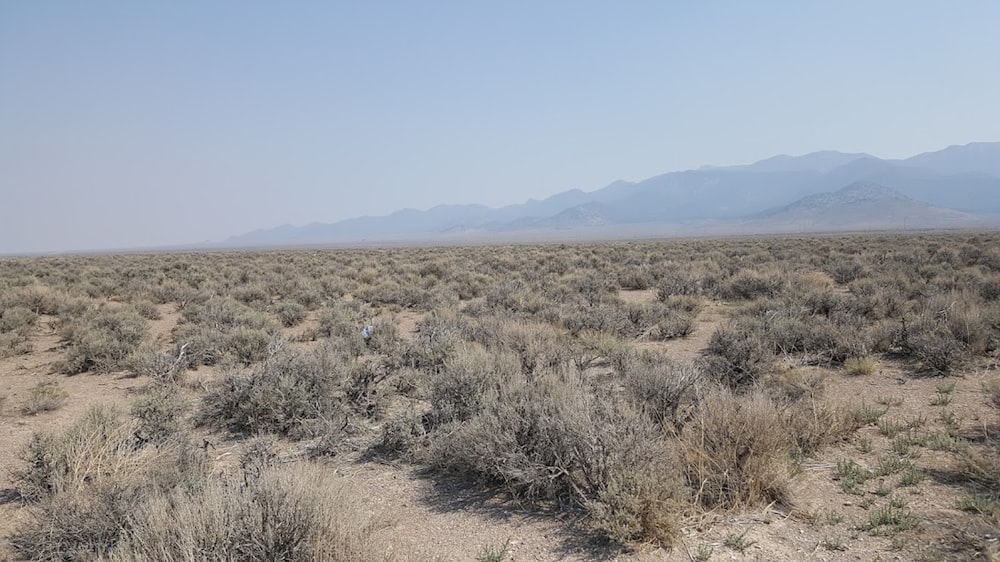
xmin=835 ymin=181 xmax=910 ymax=201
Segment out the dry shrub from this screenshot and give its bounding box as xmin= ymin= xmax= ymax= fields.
xmin=628 ymin=302 xmax=699 ymax=341
xmin=560 ymin=303 xmax=631 ymax=338
xmin=425 ymin=345 xmax=521 ymax=427
xmin=704 ymin=323 xmax=773 ymax=389
xmin=60 ymin=308 xmax=148 ymax=374
xmin=20 ymin=381 xmax=69 ymax=415
xmin=458 ymin=316 xmax=572 ymax=374
xmin=131 ymin=299 xmax=161 ymax=320
xmin=896 ymin=318 xmax=969 ymax=374
xmin=109 ymin=463 xmax=396 ymax=562
xmin=928 ymin=292 xmax=994 ymax=355
xmin=0 ymin=330 xmax=34 ymax=358
xmin=656 ymin=267 xmax=716 ymax=298
xmin=132 ymin=387 xmax=190 ymax=445
xmin=227 ymin=325 xmax=275 ymax=364
xmin=716 ymin=268 xmax=787 ymax=300
xmin=170 ymin=323 xmax=227 ymax=367
xmin=232 ymin=282 xmax=270 ymax=308
xmin=364 ymin=315 xmax=403 ymax=355
xmin=173 ymin=297 xmax=278 ymax=367
xmin=621 ymin=355 xmax=704 ymax=426
xmin=128 ymin=344 xmax=188 ymax=383
xmin=618 ymin=267 xmax=656 ymax=290
xmin=956 ymin=448 xmax=1000 ymax=502
xmin=800 ymin=287 xmax=843 ymax=317
xmin=315 ymin=301 xmax=375 ymax=356
xmin=342 ymin=356 xmax=395 ymax=418
xmin=375 ymin=406 xmax=429 ymax=458
xmin=793 ymin=270 xmax=836 ymax=291
xmin=199 ymin=347 xmax=344 ymax=439
xmin=9 ymin=406 xmax=206 ymax=560
xmin=985 ymin=376 xmax=1000 ymax=411
xmin=765 ymin=370 xmax=859 ymax=455
xmin=358 ymin=280 xmax=445 ymax=311
xmin=679 ymin=389 xmax=796 ymax=509
xmin=569 ymin=272 xmax=617 ymax=305
xmin=0 ymin=304 xmax=37 ymax=333
xmin=425 ymin=368 xmax=686 ymax=545
xmin=276 ymin=300 xmax=308 ymax=327
xmin=404 ymin=314 xmax=461 ymax=373
xmin=4 ymin=284 xmax=69 ymax=315
xmin=828 ymin=258 xmax=865 ymax=284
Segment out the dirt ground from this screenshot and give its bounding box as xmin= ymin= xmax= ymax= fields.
xmin=1 ymin=290 xmax=998 ymax=562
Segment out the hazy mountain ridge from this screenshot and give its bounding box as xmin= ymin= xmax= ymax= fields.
xmin=744 ymin=182 xmax=985 ymax=232
xmin=225 ymin=142 xmax=1000 ymax=246
xmin=754 ymin=182 xmax=912 ymax=217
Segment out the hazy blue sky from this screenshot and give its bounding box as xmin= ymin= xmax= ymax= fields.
xmin=2 ymin=1 xmax=999 ymax=253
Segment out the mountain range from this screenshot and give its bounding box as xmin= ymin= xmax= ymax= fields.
xmin=225 ymin=142 xmax=1000 ymax=247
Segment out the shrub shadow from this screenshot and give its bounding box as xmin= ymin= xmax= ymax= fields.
xmin=408 ymin=466 xmax=624 ymax=561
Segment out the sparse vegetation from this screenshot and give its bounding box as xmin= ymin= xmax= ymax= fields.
xmin=1 ymin=231 xmax=999 ymax=559
xmin=20 ymin=381 xmax=68 ymax=415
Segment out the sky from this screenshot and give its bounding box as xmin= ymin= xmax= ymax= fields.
xmin=2 ymin=1 xmax=999 ymax=254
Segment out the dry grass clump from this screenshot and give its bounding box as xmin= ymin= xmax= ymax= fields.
xmin=20 ymin=381 xmax=69 ymax=415
xmin=9 ymin=406 xmax=206 ymax=560
xmin=679 ymin=389 xmax=797 ymax=509
xmin=10 ymin=406 xmax=392 ymax=562
xmin=844 ymin=355 xmax=879 ymax=376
